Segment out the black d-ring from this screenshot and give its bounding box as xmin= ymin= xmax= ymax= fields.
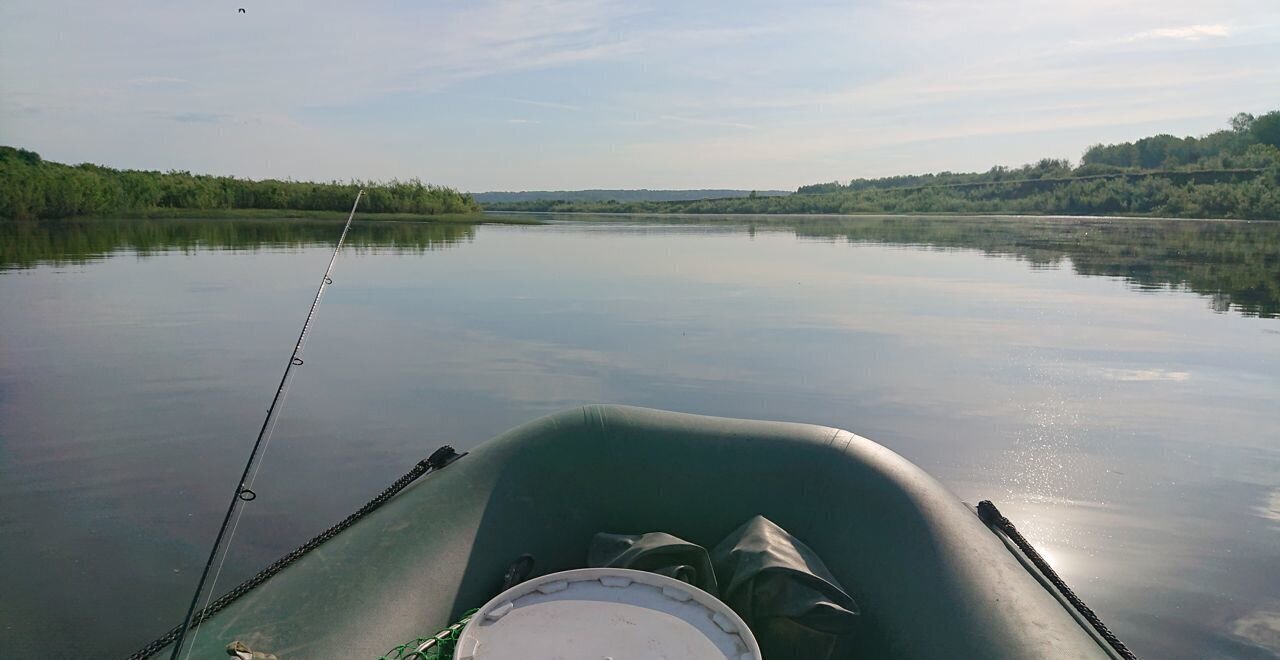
xmin=292 ymin=357 xmax=304 ymax=366
xmin=237 ymin=488 xmax=257 ymax=501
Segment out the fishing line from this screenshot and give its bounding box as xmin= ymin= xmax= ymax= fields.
xmin=180 ymin=365 xmax=301 ymax=660
xmin=168 ymin=190 xmax=365 ymax=660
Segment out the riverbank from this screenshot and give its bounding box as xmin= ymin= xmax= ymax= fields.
xmin=486 ymin=209 xmax=1256 ymax=223
xmin=480 ymin=170 xmax=1279 ymax=220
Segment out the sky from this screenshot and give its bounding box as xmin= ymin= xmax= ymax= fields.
xmin=2 ymin=0 xmax=1279 ymax=192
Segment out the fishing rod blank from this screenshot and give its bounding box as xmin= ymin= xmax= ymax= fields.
xmin=168 ymin=190 xmax=365 ymax=660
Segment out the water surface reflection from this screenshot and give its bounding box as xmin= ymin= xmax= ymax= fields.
xmin=0 ymin=214 xmax=1276 ymax=658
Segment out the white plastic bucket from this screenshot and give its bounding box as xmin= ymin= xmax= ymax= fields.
xmin=453 ymin=567 xmax=762 ymax=660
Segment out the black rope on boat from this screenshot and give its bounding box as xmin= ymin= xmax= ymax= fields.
xmin=126 ymin=446 xmax=464 ymax=660
xmin=977 ymin=500 xmax=1138 ymax=660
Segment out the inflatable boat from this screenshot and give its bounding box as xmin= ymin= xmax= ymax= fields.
xmin=131 ymin=405 xmax=1134 ymax=659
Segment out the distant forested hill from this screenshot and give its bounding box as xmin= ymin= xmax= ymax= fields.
xmin=796 ymin=111 xmax=1280 ymax=195
xmin=472 ymin=189 xmax=789 ymax=203
xmin=485 ymin=111 xmax=1280 ymax=220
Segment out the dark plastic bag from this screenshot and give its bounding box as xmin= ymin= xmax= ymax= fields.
xmin=711 ymin=515 xmax=860 ymax=660
xmin=587 ymin=530 xmax=719 ymax=595
xmin=589 ymin=516 xmax=859 ymax=659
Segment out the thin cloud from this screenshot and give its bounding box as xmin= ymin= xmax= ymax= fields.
xmin=169 ymin=112 xmax=227 ymax=124
xmin=1123 ymin=24 xmax=1230 ymax=42
xmin=659 ymin=114 xmax=758 ymax=130
xmin=505 ymin=118 xmax=539 ymax=124
xmin=127 ymin=76 xmax=187 ymax=86
xmin=501 ymin=97 xmax=581 ymax=111
xmin=668 ymin=62 xmax=1258 ymax=115
xmin=1099 ymin=368 xmax=1191 ymax=382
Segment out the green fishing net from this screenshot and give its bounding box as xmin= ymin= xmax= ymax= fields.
xmin=378 ymin=610 xmax=476 ymax=660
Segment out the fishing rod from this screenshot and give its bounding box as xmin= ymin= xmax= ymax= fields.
xmin=168 ymin=190 xmax=365 ymax=660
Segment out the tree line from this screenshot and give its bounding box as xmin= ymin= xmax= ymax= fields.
xmin=797 ymin=111 xmax=1280 ymax=194
xmin=472 ymin=189 xmax=790 ymax=203
xmin=1080 ymin=112 xmax=1280 ymax=170
xmin=0 ymin=147 xmax=482 ymax=220
xmin=484 ymin=173 xmax=1279 ymax=220
xmin=486 ymin=111 xmax=1280 ymax=220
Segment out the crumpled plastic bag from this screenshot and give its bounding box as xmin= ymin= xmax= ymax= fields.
xmin=587 ymin=530 xmax=719 ymax=595
xmin=587 ymin=515 xmax=859 ymax=659
xmin=711 ymin=515 xmax=860 ymax=660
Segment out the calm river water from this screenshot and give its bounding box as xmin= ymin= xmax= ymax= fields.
xmin=1 ymin=214 xmax=1278 ymax=658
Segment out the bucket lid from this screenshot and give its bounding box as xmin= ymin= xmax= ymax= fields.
xmin=454 ymin=567 xmax=761 ymax=660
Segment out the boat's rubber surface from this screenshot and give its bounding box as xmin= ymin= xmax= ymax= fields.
xmin=170 ymin=405 xmax=1118 ymax=659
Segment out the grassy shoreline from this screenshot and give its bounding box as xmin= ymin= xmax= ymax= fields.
xmin=478 ymin=176 xmax=1280 ymax=220
xmin=484 ymin=209 xmax=1261 ymax=223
